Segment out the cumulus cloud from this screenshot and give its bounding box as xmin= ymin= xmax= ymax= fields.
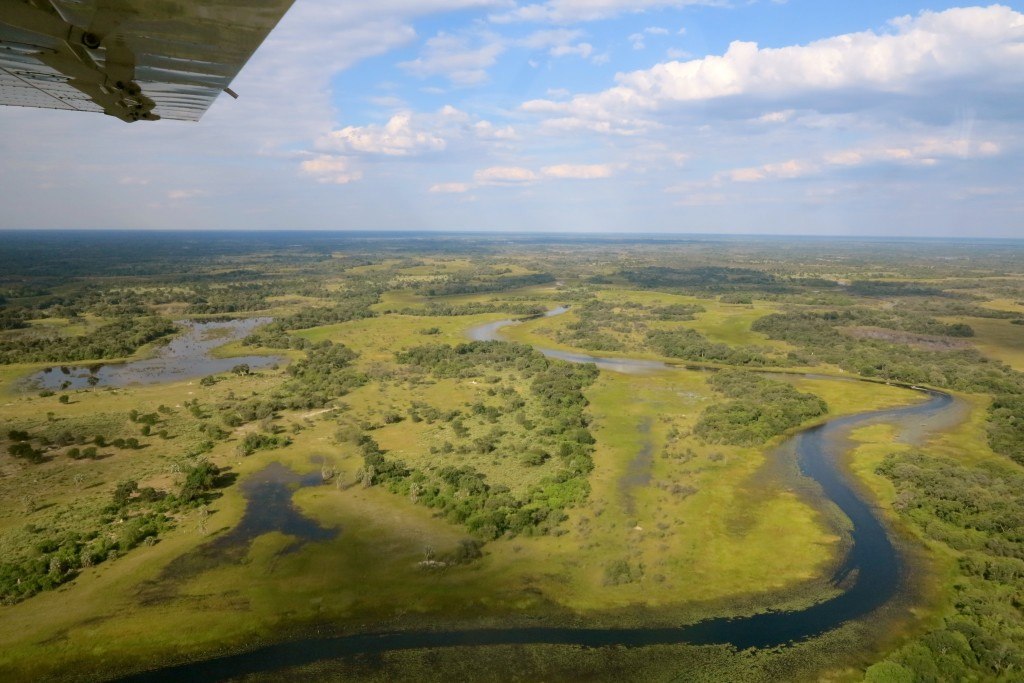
xmin=313 ymin=105 xmax=515 ymax=167
xmin=400 ymin=31 xmax=506 ymax=85
xmin=822 ymin=136 xmax=1001 ymax=167
xmin=474 ymin=120 xmax=518 ymax=141
xmin=523 ymin=6 xmax=1024 ymax=130
xmin=541 ymin=163 xmax=614 ymax=179
xmin=167 ymin=189 xmax=208 ymax=200
xmin=474 ymin=166 xmax=541 ymax=184
xmin=722 ymin=134 xmax=1003 ymax=183
xmin=430 ymin=182 xmax=472 ymax=193
xmin=301 ymin=156 xmax=363 ymax=184
xmin=446 ymin=162 xmax=613 ymax=191
xmin=757 ymin=110 xmax=796 ymax=124
xmin=492 ymin=0 xmax=721 ymax=24
xmin=727 ymin=159 xmax=814 ymax=183
xmin=318 ymin=113 xmax=448 ymax=156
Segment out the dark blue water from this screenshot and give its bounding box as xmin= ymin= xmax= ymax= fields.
xmin=120 ymin=314 xmax=956 ymax=681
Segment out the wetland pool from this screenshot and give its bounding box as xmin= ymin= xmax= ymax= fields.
xmin=24 ymin=318 xmax=282 ymax=390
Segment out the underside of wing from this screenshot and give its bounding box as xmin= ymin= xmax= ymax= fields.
xmin=0 ymin=0 xmax=296 ymax=122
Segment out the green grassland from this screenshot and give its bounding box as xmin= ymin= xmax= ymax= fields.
xmin=947 ymin=316 xmax=1024 ymax=370
xmin=1 ymin=239 xmax=1022 ymax=681
xmin=0 ymin=309 xmax=950 ymax=681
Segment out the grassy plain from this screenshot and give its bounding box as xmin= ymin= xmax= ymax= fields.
xmin=949 ymin=316 xmax=1024 ymax=370
xmin=1 ymin=241 xmax=1020 ymax=681
xmin=0 ymin=305 xmax=906 ymax=679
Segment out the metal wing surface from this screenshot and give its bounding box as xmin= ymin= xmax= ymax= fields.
xmin=0 ymin=0 xmax=296 ymax=122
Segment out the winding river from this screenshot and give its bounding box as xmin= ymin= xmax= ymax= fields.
xmin=124 ymin=308 xmax=958 ymax=681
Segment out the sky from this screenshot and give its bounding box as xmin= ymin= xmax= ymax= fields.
xmin=1 ymin=1 xmax=1023 ymax=237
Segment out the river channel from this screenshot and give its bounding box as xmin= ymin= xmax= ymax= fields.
xmin=125 ymin=308 xmax=958 ymax=681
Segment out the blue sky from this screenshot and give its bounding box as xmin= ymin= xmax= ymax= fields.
xmin=1 ymin=1 xmax=1022 ymax=236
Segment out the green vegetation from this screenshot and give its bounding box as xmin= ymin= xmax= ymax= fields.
xmin=646 ymin=328 xmax=774 ymax=366
xmin=987 ymin=394 xmax=1024 ymax=466
xmin=390 ymin=341 xmax=599 ymax=538
xmin=871 ymin=452 xmax=1024 ymax=679
xmin=0 ymin=316 xmax=177 ymax=363
xmin=0 ymin=459 xmax=225 ymax=604
xmin=1 ymin=233 xmax=1023 ymax=681
xmin=695 ymin=370 xmax=828 ymax=445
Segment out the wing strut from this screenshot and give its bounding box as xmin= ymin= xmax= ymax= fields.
xmin=1 ymin=0 xmax=156 ymax=121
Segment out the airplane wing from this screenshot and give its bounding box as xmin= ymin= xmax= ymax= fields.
xmin=0 ymin=0 xmax=296 ymax=122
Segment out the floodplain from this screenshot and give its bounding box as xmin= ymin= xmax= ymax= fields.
xmin=0 ymin=232 xmax=1022 ymax=682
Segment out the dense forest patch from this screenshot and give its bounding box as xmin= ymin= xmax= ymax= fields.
xmin=0 ymin=316 xmax=178 ymax=364
xmin=694 ymin=370 xmax=828 ymax=446
xmin=869 ymin=452 xmax=1024 ymax=680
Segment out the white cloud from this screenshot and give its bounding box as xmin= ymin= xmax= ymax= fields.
xmin=307 ymin=105 xmax=518 ymax=182
xmin=550 ymin=42 xmax=594 ymax=58
xmin=823 ymin=136 xmax=1001 ymax=167
xmin=474 ymin=166 xmax=540 ymax=184
xmin=318 ymin=112 xmax=448 ymax=156
xmin=519 ymin=29 xmax=595 ymax=59
xmin=627 ymin=6 xmax=1024 ymax=101
xmin=727 ymin=159 xmax=814 ymax=182
xmin=523 ymin=6 xmax=1024 ymax=131
xmin=757 ymin=110 xmax=796 ymax=124
xmin=541 ymin=163 xmax=614 ymax=179
xmin=521 ymin=95 xmax=657 ymax=135
xmin=167 ymin=189 xmax=208 ymax=200
xmin=400 ymin=31 xmax=506 ymax=85
xmin=301 ymin=156 xmax=363 ymax=184
xmin=491 ymin=0 xmax=722 ymax=24
xmin=474 ymin=120 xmax=518 ymax=141
xmin=430 ymin=182 xmax=472 ymax=193
xmin=723 ymin=133 xmax=1003 ymax=183
xmin=519 ymin=28 xmax=584 ymax=50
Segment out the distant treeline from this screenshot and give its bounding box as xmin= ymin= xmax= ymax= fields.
xmin=751 ymin=312 xmax=1022 ymax=394
xmin=419 ymin=272 xmax=555 ymax=297
xmin=621 ymin=266 xmax=779 ymax=292
xmin=392 ymin=302 xmax=547 ymax=317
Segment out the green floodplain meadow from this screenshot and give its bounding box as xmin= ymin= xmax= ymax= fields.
xmin=0 ymin=232 xmax=1022 ymax=681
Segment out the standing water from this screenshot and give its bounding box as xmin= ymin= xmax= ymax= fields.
xmin=26 ymin=318 xmax=282 ymax=390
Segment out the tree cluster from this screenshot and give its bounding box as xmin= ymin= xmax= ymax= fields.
xmin=0 ymin=316 xmax=177 ymax=364
xmin=694 ymin=370 xmax=828 ymax=446
xmin=869 ymin=452 xmax=1024 ymax=680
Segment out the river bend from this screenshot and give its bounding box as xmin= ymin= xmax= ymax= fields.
xmin=124 ymin=309 xmax=957 ymax=681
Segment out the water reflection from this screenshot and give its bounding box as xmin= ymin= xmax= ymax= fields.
xmin=26 ymin=318 xmax=282 ymax=390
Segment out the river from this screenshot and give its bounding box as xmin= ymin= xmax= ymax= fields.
xmin=124 ymin=308 xmax=958 ymax=681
